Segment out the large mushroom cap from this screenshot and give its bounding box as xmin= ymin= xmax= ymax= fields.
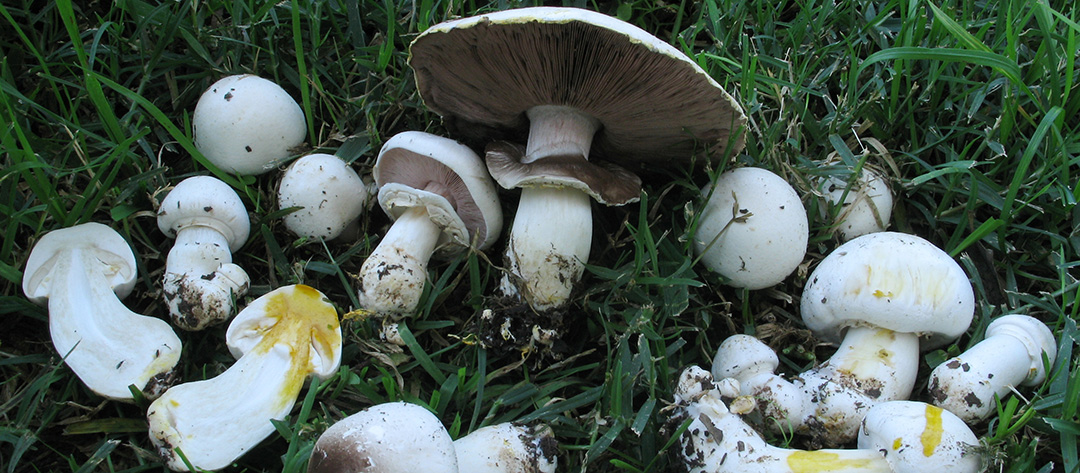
xmin=157 ymin=175 xmax=251 ymax=252
xmin=801 ymin=232 xmax=975 ymax=349
xmin=374 ymin=131 xmax=502 ymax=254
xmin=408 ymin=7 xmax=747 ymax=170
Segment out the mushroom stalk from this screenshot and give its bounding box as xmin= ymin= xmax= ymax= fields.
xmin=47 ymin=247 xmax=181 ymax=400
xmin=524 ymin=105 xmax=600 ymax=162
xmin=502 ymin=186 xmax=592 ymax=310
xmin=358 ymin=205 xmax=442 ymax=317
xmin=715 ymin=326 xmax=920 ymax=445
xmin=163 ymin=225 xmax=250 ymax=329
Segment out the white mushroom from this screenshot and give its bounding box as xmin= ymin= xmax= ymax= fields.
xmin=148 ymin=284 xmax=341 ymax=471
xmin=21 ymin=222 xmax=181 ymax=400
xmin=928 ymin=314 xmax=1057 ymax=423
xmin=157 ymin=175 xmax=251 ymax=330
xmin=713 ymin=232 xmax=975 ymax=446
xmin=307 ymin=401 xmax=457 ymax=473
xmin=193 ymin=74 xmax=307 ymax=175
xmin=358 ymin=131 xmax=501 ymax=329
xmin=816 ymin=168 xmax=893 ymax=241
xmin=673 ymin=367 xmax=981 ymax=473
xmin=278 ymin=153 xmax=371 ymax=241
xmin=454 ymin=423 xmax=558 ymax=473
xmin=410 ymin=7 xmax=746 ymax=311
xmin=694 ymin=167 xmax=809 ymax=289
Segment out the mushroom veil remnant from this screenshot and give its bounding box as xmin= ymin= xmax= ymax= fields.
xmin=158 ymin=175 xmax=251 ymax=330
xmin=148 ymin=284 xmax=341 ymax=471
xmin=358 ymin=131 xmax=501 ymax=336
xmin=409 ymin=7 xmax=747 ymax=311
xmin=193 ymin=74 xmax=306 ymax=175
xmin=22 ymin=222 xmax=182 ymax=401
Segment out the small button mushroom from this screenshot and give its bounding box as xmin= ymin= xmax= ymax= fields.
xmin=278 ymin=153 xmax=371 ymax=241
xmin=816 ymin=167 xmax=893 ymax=241
xmin=157 ymin=176 xmax=251 ymax=331
xmin=715 ymin=232 xmax=975 ymax=446
xmin=21 ymin=222 xmax=182 ymax=401
xmin=148 ymin=284 xmax=342 ymax=471
xmin=193 ymin=74 xmax=307 ymax=175
xmin=928 ymin=314 xmax=1057 ymax=423
xmin=358 ymin=131 xmax=502 ymax=336
xmin=307 ymin=401 xmax=457 ymax=473
xmin=454 ymin=422 xmax=558 ymax=473
xmin=694 ymin=167 xmax=809 ymax=290
xmin=858 ymin=401 xmax=983 ymax=473
xmin=410 ymin=7 xmax=747 ymax=311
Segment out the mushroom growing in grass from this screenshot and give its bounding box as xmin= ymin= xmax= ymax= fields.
xmin=928 ymin=314 xmax=1057 ymax=423
xmin=713 ymin=232 xmax=975 ymax=446
xmin=454 ymin=422 xmax=558 ymax=473
xmin=409 ymin=7 xmax=747 ymax=311
xmin=672 ymin=366 xmax=982 ymax=473
xmin=157 ymin=175 xmax=251 ymax=330
xmin=278 ymin=153 xmax=371 ymax=241
xmin=22 ymin=222 xmax=182 ymax=401
xmin=816 ymin=167 xmax=893 ymax=241
xmin=357 ymin=131 xmax=502 ymax=335
xmin=193 ymin=74 xmax=307 ymax=175
xmin=148 ymin=284 xmax=341 ymax=471
xmin=694 ymin=167 xmax=809 ymax=290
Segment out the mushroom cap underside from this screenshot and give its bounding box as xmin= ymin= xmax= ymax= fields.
xmin=23 ymin=222 xmax=138 ymax=303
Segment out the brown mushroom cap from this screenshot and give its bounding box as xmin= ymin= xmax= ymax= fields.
xmin=408 ymin=7 xmax=747 ymax=171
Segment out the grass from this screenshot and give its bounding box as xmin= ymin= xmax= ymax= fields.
xmin=1 ymin=0 xmax=1078 ymax=471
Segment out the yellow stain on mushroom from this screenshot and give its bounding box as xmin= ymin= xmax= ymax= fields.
xmin=921 ymin=404 xmax=944 ymax=457
xmin=786 ymin=451 xmax=883 ymax=472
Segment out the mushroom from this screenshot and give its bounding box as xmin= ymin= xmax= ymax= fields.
xmin=694 ymin=167 xmax=809 ymax=289
xmin=307 ymin=401 xmax=458 ymax=473
xmin=193 ymin=74 xmax=307 ymax=175
xmin=148 ymin=284 xmax=341 ymax=471
xmin=21 ymin=222 xmax=181 ymax=401
xmin=928 ymin=313 xmax=1057 ymax=423
xmin=157 ymin=175 xmax=251 ymax=330
xmin=816 ymin=167 xmax=893 ymax=241
xmin=409 ymin=7 xmax=747 ymax=311
xmin=672 ymin=366 xmax=981 ymax=473
xmin=357 ymin=131 xmax=502 ymax=330
xmin=278 ymin=153 xmax=371 ymax=241
xmin=713 ymin=232 xmax=975 ymax=446
xmin=454 ymin=423 xmax=558 ymax=473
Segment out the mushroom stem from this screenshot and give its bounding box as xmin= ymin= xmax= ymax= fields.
xmin=164 ymin=226 xmax=250 ymax=330
xmin=524 ymin=105 xmax=600 ymax=163
xmin=358 ymin=205 xmax=442 ymax=317
xmin=716 ymin=326 xmax=920 ymax=445
xmin=49 ymin=248 xmax=181 ymax=400
xmin=502 ymin=186 xmax=592 ymax=310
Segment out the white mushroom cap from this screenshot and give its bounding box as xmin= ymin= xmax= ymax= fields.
xmin=928 ymin=314 xmax=1057 ymax=423
xmin=22 ymin=223 xmax=182 ymax=400
xmin=801 ymin=232 xmax=975 ymax=349
xmin=279 ymin=153 xmax=370 ymax=241
xmin=454 ymin=423 xmax=558 ymax=473
xmin=374 ymin=131 xmax=502 ymax=254
xmin=193 ymin=74 xmax=306 ymax=175
xmin=307 ymin=402 xmax=457 ymax=473
xmin=817 ymin=168 xmax=893 ymax=241
xmin=694 ymin=167 xmax=809 ymax=290
xmin=157 ymin=175 xmax=250 ymax=252
xmin=857 ymin=401 xmax=982 ymax=473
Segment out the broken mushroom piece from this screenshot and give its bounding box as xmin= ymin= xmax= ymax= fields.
xmin=157 ymin=175 xmax=251 ymax=330
xmin=714 ymin=232 xmax=975 ymax=446
xmin=22 ymin=222 xmax=181 ymax=401
xmin=278 ymin=153 xmax=371 ymax=241
xmin=672 ymin=367 xmax=982 ymax=473
xmin=357 ymin=131 xmax=502 ymax=329
xmin=193 ymin=74 xmax=307 ymax=175
xmin=694 ymin=167 xmax=809 ymax=290
xmin=307 ymin=401 xmax=457 ymax=473
xmin=928 ymin=314 xmax=1057 ymax=423
xmin=455 ymin=423 xmax=558 ymax=473
xmin=816 ymin=167 xmax=893 ymax=241
xmin=148 ymin=284 xmax=341 ymax=471
xmin=409 ymin=7 xmax=747 ymax=310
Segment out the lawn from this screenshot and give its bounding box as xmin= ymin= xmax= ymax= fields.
xmin=1 ymin=0 xmax=1078 ymax=472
